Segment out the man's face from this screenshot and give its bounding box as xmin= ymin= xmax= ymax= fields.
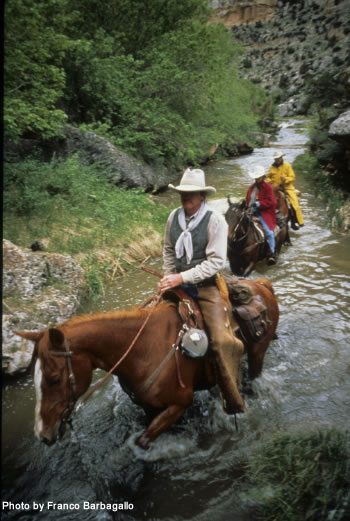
xmin=255 ymin=175 xmax=265 ymax=185
xmin=180 ymin=191 xmax=204 ymax=216
xmin=274 ymin=156 xmax=283 ymax=166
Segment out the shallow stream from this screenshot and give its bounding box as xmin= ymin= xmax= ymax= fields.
xmin=2 ymin=120 xmax=350 ymax=521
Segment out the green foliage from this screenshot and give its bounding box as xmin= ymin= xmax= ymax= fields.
xmin=4 ymin=0 xmax=71 ymax=140
xmin=247 ymin=429 xmax=350 ymax=521
xmin=4 ymin=0 xmax=270 ymax=169
xmin=294 ymin=152 xmax=348 ymax=229
xmin=305 ymin=71 xmax=350 ymax=110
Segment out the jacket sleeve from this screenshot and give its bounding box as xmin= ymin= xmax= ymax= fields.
xmin=283 ymin=163 xmax=296 ymax=184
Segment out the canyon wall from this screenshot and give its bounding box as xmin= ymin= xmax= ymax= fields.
xmin=209 ymin=0 xmax=350 ymax=111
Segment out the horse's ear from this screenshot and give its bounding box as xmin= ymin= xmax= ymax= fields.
xmin=227 ymin=196 xmax=232 ymax=206
xmin=14 ymin=331 xmax=42 ymax=342
xmin=48 ymin=328 xmax=65 ymax=350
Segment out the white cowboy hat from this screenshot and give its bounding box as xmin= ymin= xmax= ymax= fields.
xmin=168 ymin=168 xmax=216 ymax=193
xmin=248 ymin=165 xmax=266 ymax=179
xmin=273 ymin=152 xmax=285 ymax=160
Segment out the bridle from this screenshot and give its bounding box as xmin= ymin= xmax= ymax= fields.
xmin=229 ymin=207 xmax=265 ymax=255
xmin=48 ymin=338 xmax=77 ymax=434
xmin=229 ymin=209 xmax=250 ymax=244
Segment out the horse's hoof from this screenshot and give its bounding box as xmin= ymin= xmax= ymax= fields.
xmin=136 ymin=433 xmax=151 ymax=450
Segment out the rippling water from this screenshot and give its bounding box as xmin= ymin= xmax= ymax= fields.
xmin=2 ymin=120 xmax=350 ymax=521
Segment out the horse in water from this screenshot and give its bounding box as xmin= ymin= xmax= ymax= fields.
xmin=273 ymin=185 xmax=301 ymax=230
xmin=226 ymin=198 xmax=290 ymax=276
xmin=15 ymin=279 xmax=279 ymax=449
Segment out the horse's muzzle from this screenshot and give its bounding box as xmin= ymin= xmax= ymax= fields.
xmin=40 ymin=435 xmax=56 ymax=446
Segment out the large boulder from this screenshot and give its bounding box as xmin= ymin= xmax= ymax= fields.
xmin=2 ymin=240 xmax=87 ymax=375
xmin=328 ymin=110 xmax=350 ymax=148
xmin=62 ymin=125 xmax=177 ymax=193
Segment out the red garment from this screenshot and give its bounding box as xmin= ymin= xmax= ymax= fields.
xmin=246 ymin=180 xmax=277 ymax=230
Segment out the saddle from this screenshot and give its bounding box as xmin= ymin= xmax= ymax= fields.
xmin=165 ymin=277 xmax=270 ymax=351
xmin=163 ymin=287 xmax=204 ymax=330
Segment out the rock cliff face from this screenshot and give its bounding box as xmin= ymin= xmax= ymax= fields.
xmin=209 ymin=0 xmax=350 ymax=112
xmin=210 ymin=0 xmax=277 ymax=26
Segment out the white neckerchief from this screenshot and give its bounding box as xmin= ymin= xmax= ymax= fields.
xmin=175 ymin=201 xmax=208 ymax=264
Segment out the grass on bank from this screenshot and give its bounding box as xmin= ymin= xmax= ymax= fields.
xmin=245 ymin=429 xmax=350 ymax=521
xmin=294 ymin=152 xmax=349 ymax=230
xmin=3 ymin=156 xmax=172 ymax=298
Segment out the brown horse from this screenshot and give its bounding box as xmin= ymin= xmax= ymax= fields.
xmin=15 ymin=279 xmax=279 ymax=449
xmin=225 ymin=198 xmax=290 ymax=276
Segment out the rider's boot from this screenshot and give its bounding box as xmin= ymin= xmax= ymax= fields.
xmin=266 ymin=247 xmax=277 ymax=265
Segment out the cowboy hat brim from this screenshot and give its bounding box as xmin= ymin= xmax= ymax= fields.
xmin=168 ymin=183 xmax=216 ymax=193
xmin=248 ymin=172 xmax=266 ymax=179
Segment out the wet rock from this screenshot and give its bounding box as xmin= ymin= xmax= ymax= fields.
xmin=2 ymin=239 xmax=87 ymax=375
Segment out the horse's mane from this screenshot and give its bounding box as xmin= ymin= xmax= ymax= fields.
xmin=62 ymin=302 xmax=173 ymax=327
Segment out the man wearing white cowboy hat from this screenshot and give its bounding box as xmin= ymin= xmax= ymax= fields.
xmin=267 ymin=152 xmax=304 ymax=230
xmin=159 ymin=168 xmax=246 ymax=415
xmin=246 ymin=164 xmax=278 ymax=265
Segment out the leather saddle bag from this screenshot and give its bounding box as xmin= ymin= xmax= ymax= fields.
xmin=233 ymin=294 xmax=270 ymax=344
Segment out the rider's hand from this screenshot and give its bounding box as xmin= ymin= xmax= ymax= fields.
xmin=159 ymin=273 xmax=183 ymax=293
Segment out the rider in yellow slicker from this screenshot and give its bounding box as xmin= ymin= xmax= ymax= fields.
xmin=267 ymin=153 xmax=304 ymax=230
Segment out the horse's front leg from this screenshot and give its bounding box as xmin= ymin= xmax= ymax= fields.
xmin=246 ymin=338 xmax=270 ymax=379
xmin=136 ymin=405 xmax=186 ymax=449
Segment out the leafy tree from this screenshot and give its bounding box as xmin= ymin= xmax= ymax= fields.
xmin=4 ymin=0 xmax=72 ymax=140
xmin=4 ymin=0 xmax=270 ymax=169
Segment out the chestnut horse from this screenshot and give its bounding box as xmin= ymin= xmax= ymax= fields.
xmin=15 ymin=279 xmax=279 ymax=449
xmin=225 ymin=199 xmax=290 ymax=276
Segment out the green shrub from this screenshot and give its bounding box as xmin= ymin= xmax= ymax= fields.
xmin=246 ymin=429 xmax=350 ymax=521
xmin=294 ymin=152 xmax=348 ymax=229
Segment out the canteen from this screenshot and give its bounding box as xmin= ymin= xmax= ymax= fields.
xmin=181 ymin=328 xmax=208 ymax=358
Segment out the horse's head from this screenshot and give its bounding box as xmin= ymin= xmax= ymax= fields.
xmin=15 ymin=328 xmax=87 ymax=445
xmin=225 ymin=199 xmax=248 ymax=239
